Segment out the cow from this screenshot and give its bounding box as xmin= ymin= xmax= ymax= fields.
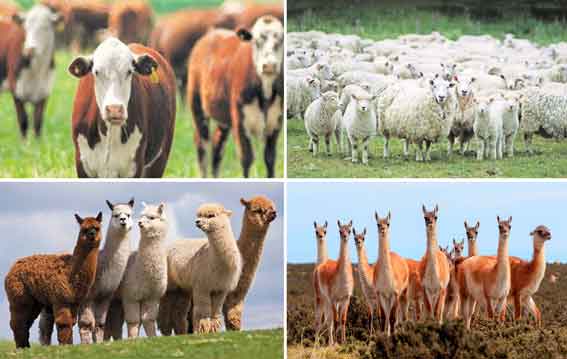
xmin=0 ymin=5 xmax=61 ymax=138
xmin=149 ymin=6 xmax=242 ymax=98
xmin=187 ymin=15 xmax=284 ymax=178
xmin=0 ymin=0 xmax=20 ymax=18
xmin=108 ymin=0 xmax=153 ymax=45
xmin=68 ymin=37 xmax=176 ymax=178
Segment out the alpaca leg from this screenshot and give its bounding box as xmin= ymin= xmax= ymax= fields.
xmin=9 ymin=299 xmax=41 ymax=348
xmin=93 ymin=298 xmax=112 ymax=343
xmin=123 ymin=300 xmax=141 ymax=338
xmin=210 ymin=291 xmax=228 ymax=333
xmin=78 ymin=302 xmax=95 ymax=344
xmin=157 ymin=291 xmax=174 ymax=336
xmin=104 ymin=299 xmax=124 ymax=341
xmin=193 ymin=291 xmax=212 ymax=334
xmin=223 ymin=300 xmax=244 ymax=331
xmin=172 ymin=291 xmax=191 ymax=335
xmin=141 ymin=300 xmax=160 ymax=337
xmin=39 ymin=308 xmax=54 ymax=345
xmin=54 ymin=305 xmax=74 ymax=345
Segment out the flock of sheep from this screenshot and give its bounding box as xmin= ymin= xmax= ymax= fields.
xmin=287 ymin=30 xmax=567 ymax=163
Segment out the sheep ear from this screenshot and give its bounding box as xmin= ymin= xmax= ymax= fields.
xmin=449 ymin=82 xmax=456 ymax=88
xmin=224 ymin=209 xmax=233 ymax=217
xmin=470 ymin=77 xmax=476 ymax=83
xmin=74 ymin=213 xmax=84 ymax=224
xmin=351 ymin=93 xmax=359 ymax=101
xmin=96 ymin=212 xmax=103 ymax=223
xmin=240 ymin=198 xmax=251 ymax=208
xmin=429 ymin=79 xmax=434 ymax=86
xmin=106 ymin=200 xmax=114 ymax=211
xmin=128 ymin=198 xmax=135 ymax=208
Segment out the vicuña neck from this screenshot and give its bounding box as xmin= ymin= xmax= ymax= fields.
xmin=495 ymin=232 xmax=510 ymax=272
xmin=426 ymin=226 xmax=438 ymax=256
xmin=532 ymin=242 xmax=546 ymax=268
xmin=338 ymin=236 xmax=350 ymax=267
xmin=468 ymin=239 xmax=478 ymax=257
xmin=378 ymin=230 xmax=392 ymax=267
xmin=317 ymin=238 xmax=328 ymax=264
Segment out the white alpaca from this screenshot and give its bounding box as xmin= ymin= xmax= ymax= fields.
xmin=165 ymin=203 xmax=242 ymax=334
xmin=119 ymin=202 xmax=169 ymax=338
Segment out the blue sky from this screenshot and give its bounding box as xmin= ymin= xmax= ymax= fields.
xmin=288 ymin=181 xmax=566 ymax=264
xmin=0 ymin=182 xmax=283 ymax=342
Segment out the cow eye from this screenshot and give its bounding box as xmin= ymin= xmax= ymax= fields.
xmin=126 ymin=69 xmax=133 ymax=77
xmin=94 ymin=70 xmax=99 ymax=76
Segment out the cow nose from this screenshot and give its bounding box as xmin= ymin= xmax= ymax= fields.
xmin=22 ymin=46 xmax=35 ymax=58
xmin=105 ymin=105 xmax=124 ymax=120
xmin=262 ymin=63 xmax=277 ymax=74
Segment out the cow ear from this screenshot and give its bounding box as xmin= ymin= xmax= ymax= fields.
xmin=236 ymin=28 xmax=253 ymax=42
xmin=50 ymin=12 xmax=63 ymax=25
xmin=12 ymin=13 xmax=24 ymax=25
xmin=133 ymin=54 xmax=158 ymax=76
xmin=96 ymin=212 xmax=103 ymax=223
xmin=68 ymin=56 xmax=93 ymax=78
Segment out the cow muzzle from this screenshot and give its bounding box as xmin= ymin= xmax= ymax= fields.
xmin=105 ymin=104 xmax=126 ymax=125
xmin=262 ymin=63 xmax=278 ymax=75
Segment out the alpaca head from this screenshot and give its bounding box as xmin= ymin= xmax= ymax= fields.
xmin=530 ymin=225 xmax=551 ymax=249
xmin=464 ymin=220 xmax=479 ymax=243
xmin=337 ymin=220 xmax=352 ymax=242
xmin=422 ymin=204 xmax=439 ymax=230
xmin=240 ymin=196 xmax=277 ymax=229
xmin=75 ymin=212 xmax=103 ymax=248
xmin=374 ymin=211 xmax=391 ymax=237
xmin=138 ymin=202 xmax=168 ymax=238
xmin=452 ymin=238 xmax=464 ymax=258
xmin=352 ymin=227 xmax=367 ymax=249
xmin=195 ymin=203 xmax=233 ymax=234
xmin=496 ymin=216 xmax=512 ymax=237
xmin=313 ymin=220 xmax=327 ymax=242
xmin=106 ymin=198 xmax=134 ymax=233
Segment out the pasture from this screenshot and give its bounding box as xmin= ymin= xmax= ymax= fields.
xmin=0 ymin=0 xmax=283 ymax=178
xmin=287 ymin=3 xmax=567 ymax=178
xmin=0 ymin=328 xmax=283 ymax=358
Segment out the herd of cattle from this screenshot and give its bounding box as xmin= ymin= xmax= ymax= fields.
xmin=288 ymin=30 xmax=567 ymax=163
xmin=0 ymin=0 xmax=283 ymax=178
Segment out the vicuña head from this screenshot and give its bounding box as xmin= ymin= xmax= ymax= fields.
xmin=138 ymin=202 xmax=168 ymax=238
xmin=75 ymin=212 xmax=103 ymax=247
xmin=452 ymin=239 xmax=464 ymax=258
xmin=464 ymin=220 xmax=479 ymax=242
xmin=530 ymin=225 xmax=551 ymax=249
xmin=195 ymin=203 xmax=233 ymax=233
xmin=422 ymin=204 xmax=439 ymax=230
xmin=106 ymin=197 xmax=134 ymax=232
xmin=352 ymin=227 xmax=367 ymax=249
xmin=337 ymin=220 xmax=352 ymax=241
xmin=497 ymin=216 xmax=512 ymax=237
xmin=374 ymin=211 xmax=391 ymax=237
xmin=314 ymin=220 xmax=328 ymax=241
xmin=241 ymin=196 xmax=277 ymax=228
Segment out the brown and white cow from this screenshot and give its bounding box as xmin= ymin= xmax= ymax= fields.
xmin=0 ymin=4 xmax=61 ymax=138
xmin=235 ymin=4 xmax=283 ymax=30
xmin=187 ymin=15 xmax=283 ymax=178
xmin=69 ymin=37 xmax=176 ymax=178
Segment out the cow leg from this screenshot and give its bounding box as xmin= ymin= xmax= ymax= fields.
xmin=13 ymin=96 xmax=29 ymax=138
xmin=190 ymin=91 xmax=209 ymax=177
xmin=211 ymin=126 xmax=231 ymax=178
xmin=33 ymin=99 xmax=46 ymax=137
xmin=264 ymin=128 xmax=280 ymax=178
xmin=237 ymin=126 xmax=254 ymax=178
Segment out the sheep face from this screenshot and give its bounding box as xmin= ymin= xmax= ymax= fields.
xmin=429 ymin=76 xmax=455 ymax=104
xmin=195 ymin=203 xmax=232 ymax=233
xmin=441 ymin=63 xmax=457 ymax=81
xmin=306 ymin=77 xmax=321 ymax=99
xmin=322 ymin=91 xmax=339 ymax=109
xmin=351 ymin=94 xmax=376 ymax=113
xmin=138 ymin=202 xmax=168 ymax=238
xmin=530 ymin=225 xmax=551 ymax=249
xmin=106 ymin=198 xmax=134 ymax=232
xmin=455 ymin=76 xmax=475 ymax=97
xmin=317 ymin=63 xmax=334 ymax=80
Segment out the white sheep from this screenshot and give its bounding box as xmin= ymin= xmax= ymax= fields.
xmin=501 ymin=95 xmax=520 ymax=157
xmin=288 ymin=62 xmax=334 ymax=87
xmin=342 ymin=93 xmax=377 ymax=164
xmin=287 ymin=76 xmax=321 ymax=120
xmin=474 ymin=97 xmax=504 ymax=160
xmin=339 ymin=83 xmax=372 ymax=113
xmin=449 ymin=76 xmax=477 ymax=155
xmin=304 ymin=91 xmax=340 ymax=156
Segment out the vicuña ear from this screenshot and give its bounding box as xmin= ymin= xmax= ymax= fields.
xmin=133 ymin=53 xmax=158 ymax=76
xmin=422 ymin=204 xmax=427 ymax=214
xmin=363 ymin=227 xmax=367 ymax=235
xmin=324 ymin=220 xmax=328 ymax=228
xmin=464 ymin=220 xmax=468 ymax=228
xmin=387 ymin=211 xmax=391 ymax=223
xmin=313 ymin=221 xmax=317 ymax=229
xmin=128 ymin=198 xmax=135 ymax=208
xmin=475 ymin=221 xmax=480 ymax=230
xmin=96 ymin=212 xmax=103 ymax=223
xmin=68 ymin=56 xmax=93 ymax=78
xmin=106 ymin=200 xmax=114 ymax=211
xmin=74 ymin=213 xmax=83 ymax=224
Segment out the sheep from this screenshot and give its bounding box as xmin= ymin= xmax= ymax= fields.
xmin=449 ymin=76 xmax=477 ymax=155
xmin=287 ymin=53 xmax=313 ymax=70
xmin=339 ymin=83 xmax=372 ymax=113
xmin=501 ymin=95 xmax=520 ymax=157
xmin=304 ymin=91 xmax=340 ymax=156
xmin=118 ymin=202 xmax=169 ymax=338
xmin=322 ymin=80 xmax=339 ymax=93
xmin=342 ymin=93 xmax=378 ymax=164
xmin=337 ymin=71 xmax=393 ymax=89
xmin=158 ymin=203 xmax=242 ymax=335
xmin=474 ymin=96 xmax=504 ymax=160
xmin=288 ymin=62 xmax=334 ymax=87
xmin=379 ymin=75 xmax=457 ymax=161
xmin=5 ymin=212 xmax=103 ymax=348
xmin=519 ymin=85 xmax=567 ymax=153
xmin=393 ymin=63 xmax=423 ymax=80
xmin=287 ymin=76 xmax=321 ymax=120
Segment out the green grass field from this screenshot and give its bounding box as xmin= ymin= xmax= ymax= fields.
xmin=0 ymin=329 xmax=283 ymax=359
xmin=1 ymin=0 xmax=283 ymax=178
xmin=287 ymin=4 xmax=567 ymax=178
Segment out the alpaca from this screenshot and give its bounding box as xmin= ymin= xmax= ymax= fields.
xmin=403 ymin=258 xmax=423 ymax=321
xmin=464 ymin=220 xmax=480 ymax=256
xmin=159 ymin=203 xmax=242 ymax=335
xmin=373 ymin=212 xmax=409 ymax=336
xmin=119 ymin=202 xmax=169 ymax=338
xmin=352 ymin=227 xmax=378 ymax=334
xmin=223 ymin=196 xmax=277 ymax=331
xmin=418 ymin=205 xmax=450 ymax=323
xmin=5 ymin=212 xmax=103 ymax=348
xmin=39 ymin=199 xmax=134 ymax=345
xmin=313 ymin=220 xmax=354 ymax=345
xmin=314 ymin=220 xmax=329 ymax=265
xmin=458 ymin=216 xmax=512 ymax=329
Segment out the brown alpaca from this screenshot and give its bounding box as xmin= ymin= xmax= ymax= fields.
xmin=465 ymin=220 xmax=480 ymax=257
xmin=418 ymin=205 xmax=450 ymax=323
xmin=373 ymin=211 xmax=409 ymax=336
xmin=223 ymin=196 xmax=277 ymax=331
xmin=403 ymin=258 xmax=423 ymax=321
xmin=4 ymin=213 xmax=103 ymax=348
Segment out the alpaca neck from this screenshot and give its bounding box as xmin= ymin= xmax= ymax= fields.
xmin=337 ymin=236 xmax=350 ymax=271
xmin=208 ymin=223 xmax=240 ymax=270
xmin=468 ymin=239 xmax=478 ymax=257
xmin=317 ymin=238 xmax=328 ymax=265
xmin=101 ymin=226 xmax=131 ymax=262
xmin=70 ymin=241 xmax=99 ymax=292
xmin=529 ymin=242 xmax=547 ymax=285
xmin=378 ymin=231 xmax=393 ymax=274
xmin=495 ymin=233 xmax=510 ymax=275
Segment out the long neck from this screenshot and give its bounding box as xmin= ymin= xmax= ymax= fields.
xmin=378 ymin=230 xmax=392 ymax=270
xmin=102 ymin=226 xmax=131 ymax=257
xmin=317 ymin=237 xmax=328 ymax=264
xmin=355 ymin=244 xmax=374 ymax=291
xmin=426 ymin=225 xmax=438 ymax=256
xmin=531 ymin=242 xmax=546 ymax=275
xmin=70 ymin=240 xmax=99 ymax=293
xmin=209 ymin=223 xmax=240 ymax=268
xmin=495 ymin=232 xmax=510 ymax=273
xmin=468 ymin=238 xmax=478 ymax=257
xmin=337 ymin=236 xmax=350 ymax=268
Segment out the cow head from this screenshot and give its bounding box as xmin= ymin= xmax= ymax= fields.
xmin=13 ymin=5 xmax=61 ymax=61
xmin=68 ymin=37 xmax=158 ymax=125
xmin=237 ymin=15 xmax=283 ymax=82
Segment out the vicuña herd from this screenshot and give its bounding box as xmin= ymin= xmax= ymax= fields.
xmin=4 ymin=195 xmax=277 ymax=348
xmin=312 ymin=205 xmax=552 ymax=345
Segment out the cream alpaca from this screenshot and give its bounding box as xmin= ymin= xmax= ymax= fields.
xmin=119 ymin=202 xmax=169 ymax=338
xmin=161 ymin=203 xmax=242 ymax=334
xmin=352 ymin=227 xmax=378 ymax=334
xmin=374 ymin=212 xmax=409 ymax=336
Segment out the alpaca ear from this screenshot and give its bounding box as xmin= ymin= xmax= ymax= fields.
xmin=475 ymin=221 xmax=480 ymax=230
xmin=387 ymin=211 xmax=391 ymax=223
xmin=363 ymin=227 xmax=367 ymax=236
xmin=337 ymin=219 xmax=341 ymax=228
xmin=74 ymin=213 xmax=83 ymax=224
xmin=464 ymin=220 xmax=468 ymax=228
xmin=157 ymin=203 xmax=165 ymax=215
xmin=422 ymin=205 xmax=426 ymax=214
xmin=106 ymin=200 xmax=114 ymax=211
xmin=225 ymin=209 xmax=233 ymax=217
xmin=314 ymin=221 xmax=317 ymax=229
xmin=128 ymin=198 xmax=135 ymax=208
xmin=324 ymin=220 xmax=328 ymax=228
xmin=96 ymin=212 xmax=103 ymax=223
xmin=240 ymin=198 xmax=250 ymax=208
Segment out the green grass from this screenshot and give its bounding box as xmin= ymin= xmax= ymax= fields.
xmin=287 ymin=4 xmax=567 ymax=178
xmin=0 ymin=329 xmax=283 ymax=359
xmin=288 ymin=120 xmax=567 ymax=178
